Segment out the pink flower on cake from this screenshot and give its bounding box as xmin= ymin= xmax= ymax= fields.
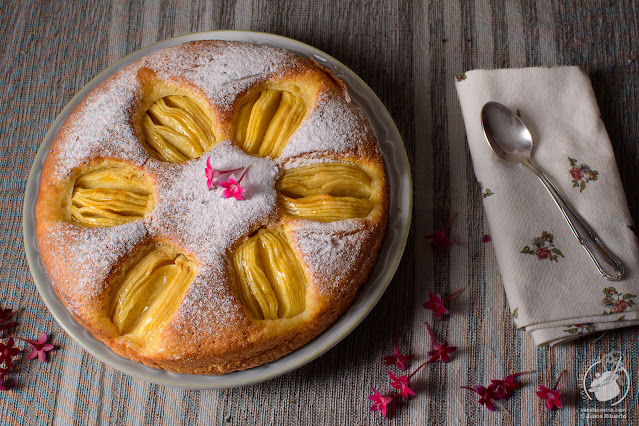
xmin=205 ymin=157 xmax=242 ymax=190
xmin=220 ymin=165 xmax=251 ymax=200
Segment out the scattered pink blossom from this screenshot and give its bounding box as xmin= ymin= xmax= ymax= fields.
xmin=424 ymin=323 xmax=456 ymax=363
xmin=425 ymin=213 xmax=458 ymax=251
xmin=368 ymin=387 xmax=395 ymax=418
xmin=388 ymin=372 xmax=416 ymax=400
xmin=0 ymin=337 xmax=20 ymax=368
xmin=382 ymin=329 xmax=414 ymax=370
xmin=461 ymin=385 xmax=500 ymax=411
xmin=537 ymin=370 xmax=566 ymax=410
xmin=490 ymin=371 xmax=532 ymax=400
xmin=423 ymin=288 xmax=464 ymax=319
xmin=204 ymin=157 xmax=242 ymax=190
xmin=19 ymin=332 xmax=54 ymax=363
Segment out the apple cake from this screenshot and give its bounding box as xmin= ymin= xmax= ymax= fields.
xmin=35 ymin=40 xmax=388 ymax=374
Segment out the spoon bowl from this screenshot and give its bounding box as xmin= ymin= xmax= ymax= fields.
xmin=480 ymin=101 xmax=624 ymax=281
xmin=481 ymin=101 xmax=533 ymax=163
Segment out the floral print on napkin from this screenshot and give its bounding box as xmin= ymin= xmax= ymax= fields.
xmin=568 ymin=157 xmax=598 ymax=192
xmin=602 ymin=287 xmax=636 ymax=314
xmin=564 ymin=323 xmax=597 ymax=335
xmin=521 ymin=231 xmax=564 ymax=262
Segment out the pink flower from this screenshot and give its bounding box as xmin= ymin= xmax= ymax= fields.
xmin=569 ymin=167 xmax=583 ymax=180
xmin=205 ymin=157 xmax=242 ymax=190
xmin=423 ymin=289 xmax=464 ymax=319
xmin=537 ymin=370 xmax=566 ymax=410
xmin=536 ymin=385 xmax=563 ymax=410
xmin=424 ymin=292 xmax=449 ymax=318
xmin=220 ymin=176 xmax=246 ymax=200
xmin=220 ymin=166 xmax=250 ymax=200
xmin=388 ymin=372 xmax=415 ymax=399
xmin=382 ymin=331 xmax=414 ymax=370
xmin=461 ymin=385 xmax=500 ymax=411
xmin=424 ymin=323 xmax=456 ymax=363
xmin=482 ymin=234 xmax=491 ymax=243
xmin=368 ymin=387 xmax=394 ymax=418
xmin=23 ymin=332 xmax=54 ymax=363
xmin=535 ymin=247 xmax=551 ymax=259
xmin=0 ymin=337 xmax=20 ymax=368
xmin=490 ymin=371 xmax=532 ymax=400
xmin=425 ymin=213 xmax=458 ymax=251
xmin=613 ymin=300 xmax=629 ymax=313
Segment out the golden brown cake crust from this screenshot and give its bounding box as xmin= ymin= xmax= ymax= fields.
xmin=35 ymin=40 xmax=388 ymax=374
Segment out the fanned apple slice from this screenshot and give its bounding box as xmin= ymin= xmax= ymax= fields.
xmin=109 ymin=243 xmax=197 ymax=345
xmin=231 ymin=228 xmax=307 ymax=320
xmin=234 ymin=89 xmax=306 ymax=158
xmin=276 ymin=163 xmax=374 ymax=222
xmin=142 ymin=95 xmax=216 ymax=162
xmin=70 ymin=164 xmax=154 ymax=227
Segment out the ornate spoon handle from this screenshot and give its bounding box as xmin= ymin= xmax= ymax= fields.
xmin=522 ymin=159 xmax=625 ymax=281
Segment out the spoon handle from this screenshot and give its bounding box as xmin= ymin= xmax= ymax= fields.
xmin=523 ymin=159 xmax=625 ymax=281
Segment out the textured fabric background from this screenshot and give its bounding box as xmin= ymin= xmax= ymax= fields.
xmin=1 ymin=0 xmax=638 ymax=424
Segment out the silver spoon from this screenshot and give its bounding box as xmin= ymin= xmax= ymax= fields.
xmin=481 ymin=101 xmax=624 ymax=280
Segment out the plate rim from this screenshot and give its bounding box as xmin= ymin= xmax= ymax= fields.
xmin=23 ymin=30 xmax=412 ymax=389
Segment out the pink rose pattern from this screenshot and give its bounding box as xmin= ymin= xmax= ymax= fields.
xmin=569 ymin=157 xmax=598 ymax=192
xmin=564 ymin=323 xmax=597 ymax=335
xmin=521 ymin=231 xmax=564 ymax=262
xmin=602 ymin=287 xmax=636 ymax=315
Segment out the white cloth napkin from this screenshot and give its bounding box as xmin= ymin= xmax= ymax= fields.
xmin=455 ymin=66 xmax=639 ymax=345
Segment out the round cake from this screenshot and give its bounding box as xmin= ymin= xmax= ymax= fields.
xmin=35 ymin=40 xmax=388 ymax=374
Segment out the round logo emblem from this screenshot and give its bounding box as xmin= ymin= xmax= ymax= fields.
xmin=580 ymin=350 xmax=631 ymax=406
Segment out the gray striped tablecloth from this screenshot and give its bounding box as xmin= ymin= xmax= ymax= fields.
xmin=1 ymin=1 xmax=638 ymax=424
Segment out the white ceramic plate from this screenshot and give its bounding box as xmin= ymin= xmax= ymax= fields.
xmin=23 ymin=31 xmax=411 ymax=389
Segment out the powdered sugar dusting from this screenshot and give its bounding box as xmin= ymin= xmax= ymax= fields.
xmin=279 ymin=92 xmax=370 ymax=159
xmin=288 ymin=219 xmax=372 ymax=293
xmin=145 ymin=141 xmax=278 ymax=264
xmin=53 ymin=68 xmax=149 ymax=178
xmin=44 ymin=221 xmax=148 ymax=299
xmin=174 ymin=262 xmax=247 ymax=335
xmin=144 ymin=41 xmax=300 ymax=113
